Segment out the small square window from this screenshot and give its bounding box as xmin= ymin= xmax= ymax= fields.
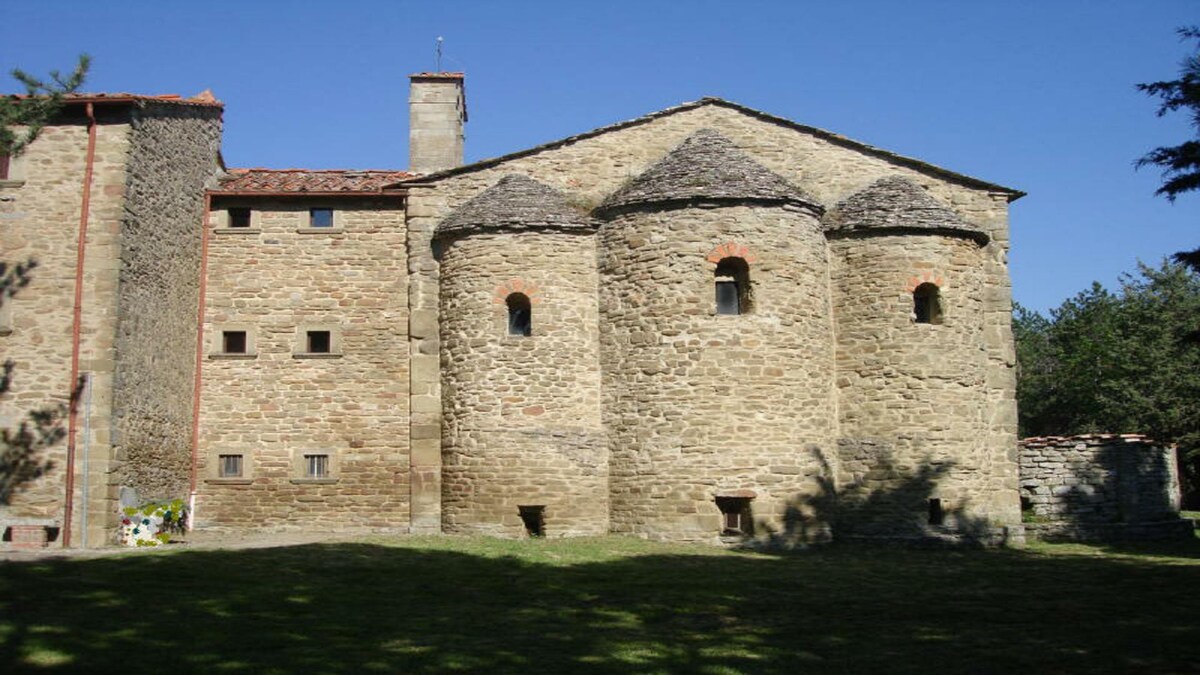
xmin=218 ymin=454 xmax=243 ymax=478
xmin=304 ymin=454 xmax=330 ymax=479
xmin=309 ymin=208 xmax=334 ymax=228
xmin=228 ymin=208 xmax=251 ymax=228
xmin=222 ymin=330 xmax=248 ymax=354
xmin=306 ymin=330 xmax=332 ymax=354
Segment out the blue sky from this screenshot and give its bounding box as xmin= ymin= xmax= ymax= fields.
xmin=2 ymin=0 xmax=1196 ymax=314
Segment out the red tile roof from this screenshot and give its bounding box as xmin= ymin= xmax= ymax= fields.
xmin=7 ymin=91 xmax=223 ymax=108
xmin=215 ymin=169 xmax=416 ymax=195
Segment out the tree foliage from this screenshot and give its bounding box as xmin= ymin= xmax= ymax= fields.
xmin=0 ymin=53 xmax=90 ymax=157
xmin=1015 ymin=261 xmax=1200 ymax=502
xmin=1136 ymin=26 xmax=1200 ymax=202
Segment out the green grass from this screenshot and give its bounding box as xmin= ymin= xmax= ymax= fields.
xmin=2 ymin=534 xmax=1199 ymax=674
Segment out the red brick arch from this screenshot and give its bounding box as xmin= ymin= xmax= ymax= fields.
xmin=705 ymin=241 xmax=758 ymax=264
xmin=492 ymin=278 xmax=542 ymax=304
xmin=905 ymin=271 xmax=945 ymax=292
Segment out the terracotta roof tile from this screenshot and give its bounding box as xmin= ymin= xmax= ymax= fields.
xmin=216 ymin=169 xmax=416 ymax=194
xmin=7 ymin=91 xmax=224 ymax=108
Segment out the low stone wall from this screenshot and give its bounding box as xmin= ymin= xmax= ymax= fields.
xmin=1018 ymin=434 xmax=1193 ymax=541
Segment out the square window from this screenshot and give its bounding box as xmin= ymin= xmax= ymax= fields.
xmin=228 ymin=208 xmax=251 ymax=228
xmin=222 ymin=330 xmax=248 ymax=354
xmin=304 ymin=454 xmax=330 ymax=479
xmin=306 ymin=330 xmax=332 ymax=354
xmin=309 ymin=208 xmax=334 ymax=228
xmin=218 ymin=454 xmax=243 ymax=478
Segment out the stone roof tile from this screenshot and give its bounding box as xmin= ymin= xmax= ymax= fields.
xmin=823 ymin=175 xmax=988 ymax=243
xmin=596 ymin=129 xmax=822 ymax=214
xmin=435 ymin=174 xmax=596 ymax=238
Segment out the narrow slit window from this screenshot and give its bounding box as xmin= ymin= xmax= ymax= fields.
xmin=306 ymin=330 xmax=332 ymax=354
xmin=518 ymin=505 xmax=545 ymax=537
xmin=218 ymin=454 xmax=243 ymax=478
xmin=714 ymin=257 xmax=751 ymax=315
xmin=222 ymin=330 xmax=248 ymax=354
xmin=928 ymin=498 xmax=945 ymax=526
xmin=228 ymin=208 xmax=251 ymax=228
xmin=715 ymin=497 xmax=753 ymax=535
xmin=305 ymin=454 xmax=330 ymax=479
xmin=309 ymin=208 xmax=334 ymax=228
xmin=913 ymin=283 xmax=943 ymax=324
xmin=507 ymin=293 xmax=532 ymax=337
xmin=0 ymin=153 xmax=10 ymax=180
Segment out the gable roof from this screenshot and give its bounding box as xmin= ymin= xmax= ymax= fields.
xmin=596 ymin=129 xmax=822 ymax=215
xmin=824 ymin=175 xmax=989 ymax=244
xmin=435 ymin=174 xmax=595 ymax=238
xmin=214 ymin=169 xmax=414 ymax=196
xmin=393 ymin=97 xmax=1024 ymax=201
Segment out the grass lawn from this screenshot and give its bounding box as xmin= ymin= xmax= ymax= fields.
xmin=2 ymin=532 xmax=1199 ymax=674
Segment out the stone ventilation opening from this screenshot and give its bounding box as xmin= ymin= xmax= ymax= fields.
xmin=715 ymin=497 xmax=753 ymax=535
xmin=715 ymin=257 xmax=752 ymax=315
xmin=507 ymin=292 xmax=532 ymax=336
xmin=928 ymin=498 xmax=945 ymax=526
xmin=518 ymin=505 xmax=545 ymax=537
xmin=913 ymin=283 xmax=942 ymax=324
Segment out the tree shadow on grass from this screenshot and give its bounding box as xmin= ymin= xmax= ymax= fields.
xmin=1 ymin=537 xmax=1198 ymax=674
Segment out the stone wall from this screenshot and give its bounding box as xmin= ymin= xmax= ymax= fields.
xmin=111 ymin=101 xmax=222 ymax=503
xmin=407 ymin=101 xmax=1019 ymax=542
xmin=1019 ymin=434 xmax=1191 ymax=541
xmin=830 ymin=232 xmax=1019 ymax=535
xmin=599 ymin=204 xmax=836 ymax=542
xmin=438 ymin=230 xmax=605 ymax=537
xmin=0 ymin=111 xmax=133 ymax=547
xmin=196 ymin=199 xmax=411 ymax=532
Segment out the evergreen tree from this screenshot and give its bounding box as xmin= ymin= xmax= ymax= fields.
xmin=0 ymin=54 xmax=90 ymax=157
xmin=1137 ymin=27 xmax=1200 ymax=272
xmin=1015 ymin=261 xmax=1200 ymax=504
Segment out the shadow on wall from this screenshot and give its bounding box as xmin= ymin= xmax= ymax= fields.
xmin=759 ymin=447 xmax=1011 ymax=548
xmin=0 ymin=257 xmax=84 ymax=506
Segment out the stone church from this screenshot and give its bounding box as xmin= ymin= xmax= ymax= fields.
xmin=0 ymin=72 xmax=1026 ymax=547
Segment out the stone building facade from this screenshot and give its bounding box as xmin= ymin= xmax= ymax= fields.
xmin=2 ymin=72 xmax=1029 ymax=547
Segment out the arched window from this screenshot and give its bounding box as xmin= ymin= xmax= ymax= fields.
xmin=507 ymin=292 xmax=532 ymax=336
xmin=714 ymin=257 xmax=751 ymax=315
xmin=912 ymin=283 xmax=942 ymax=325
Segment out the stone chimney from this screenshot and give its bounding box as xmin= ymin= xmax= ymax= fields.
xmin=408 ymin=72 xmax=467 ymax=174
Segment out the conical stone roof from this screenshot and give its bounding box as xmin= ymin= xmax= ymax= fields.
xmin=434 ymin=174 xmax=597 ymax=238
xmin=823 ymin=176 xmax=988 ymax=243
xmin=596 ymin=129 xmax=822 ymax=215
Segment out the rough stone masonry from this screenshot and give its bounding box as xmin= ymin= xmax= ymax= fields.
xmin=3 ymin=73 xmax=1043 ymax=547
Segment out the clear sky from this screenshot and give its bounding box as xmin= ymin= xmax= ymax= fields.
xmin=2 ymin=0 xmax=1196 ymax=314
